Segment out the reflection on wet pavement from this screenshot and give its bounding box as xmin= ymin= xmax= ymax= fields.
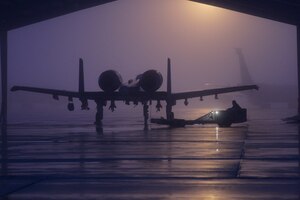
xmin=1 ymin=119 xmax=300 ymax=199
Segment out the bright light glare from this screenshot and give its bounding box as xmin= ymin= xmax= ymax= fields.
xmin=215 ymin=127 xmax=219 ymax=152
xmin=186 ymin=1 xmax=229 ymax=23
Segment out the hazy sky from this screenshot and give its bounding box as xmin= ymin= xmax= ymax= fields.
xmin=5 ymin=0 xmax=298 ymax=122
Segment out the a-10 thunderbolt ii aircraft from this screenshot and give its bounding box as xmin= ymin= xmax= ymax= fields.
xmin=11 ymin=58 xmax=258 ymax=130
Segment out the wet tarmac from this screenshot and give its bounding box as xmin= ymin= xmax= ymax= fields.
xmin=1 ymin=118 xmax=300 ymax=199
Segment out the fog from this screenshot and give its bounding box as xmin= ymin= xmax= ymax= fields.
xmin=5 ymin=0 xmax=298 ymax=123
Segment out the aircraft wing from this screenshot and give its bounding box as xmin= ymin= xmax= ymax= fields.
xmin=171 ymin=85 xmax=258 ymax=100
xmin=11 ymin=84 xmax=258 ymax=102
xmin=10 ymin=86 xmax=168 ymax=101
xmin=84 ymin=91 xmax=168 ymax=101
xmin=11 ymin=86 xmax=82 ymax=98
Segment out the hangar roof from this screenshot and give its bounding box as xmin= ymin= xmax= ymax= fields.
xmin=1 ymin=0 xmax=299 ymax=31
xmin=191 ymin=0 xmax=300 ymax=25
xmin=0 ymin=0 xmax=117 ymax=30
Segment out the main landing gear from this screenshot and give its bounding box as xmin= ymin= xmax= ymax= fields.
xmin=143 ymin=102 xmax=149 ymax=131
xmin=94 ymin=100 xmax=150 ymax=133
xmin=95 ymin=100 xmax=105 ymax=133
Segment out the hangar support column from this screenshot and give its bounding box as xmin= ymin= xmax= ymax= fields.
xmin=1 ymin=30 xmax=8 ymax=138
xmin=298 ymin=25 xmax=300 ymax=114
xmin=1 ymin=30 xmax=8 ymax=175
xmin=298 ymin=25 xmax=300 ymax=173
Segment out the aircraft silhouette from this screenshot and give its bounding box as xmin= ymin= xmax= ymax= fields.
xmin=236 ymin=48 xmax=297 ymax=109
xmin=11 ymin=58 xmax=258 ymax=130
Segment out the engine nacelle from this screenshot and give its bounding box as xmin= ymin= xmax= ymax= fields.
xmin=98 ymin=70 xmax=123 ymax=92
xmin=139 ymin=70 xmax=163 ymax=92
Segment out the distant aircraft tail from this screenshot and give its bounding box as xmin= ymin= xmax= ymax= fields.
xmin=79 ymin=58 xmax=85 ymax=94
xmin=235 ymin=48 xmax=254 ymax=85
